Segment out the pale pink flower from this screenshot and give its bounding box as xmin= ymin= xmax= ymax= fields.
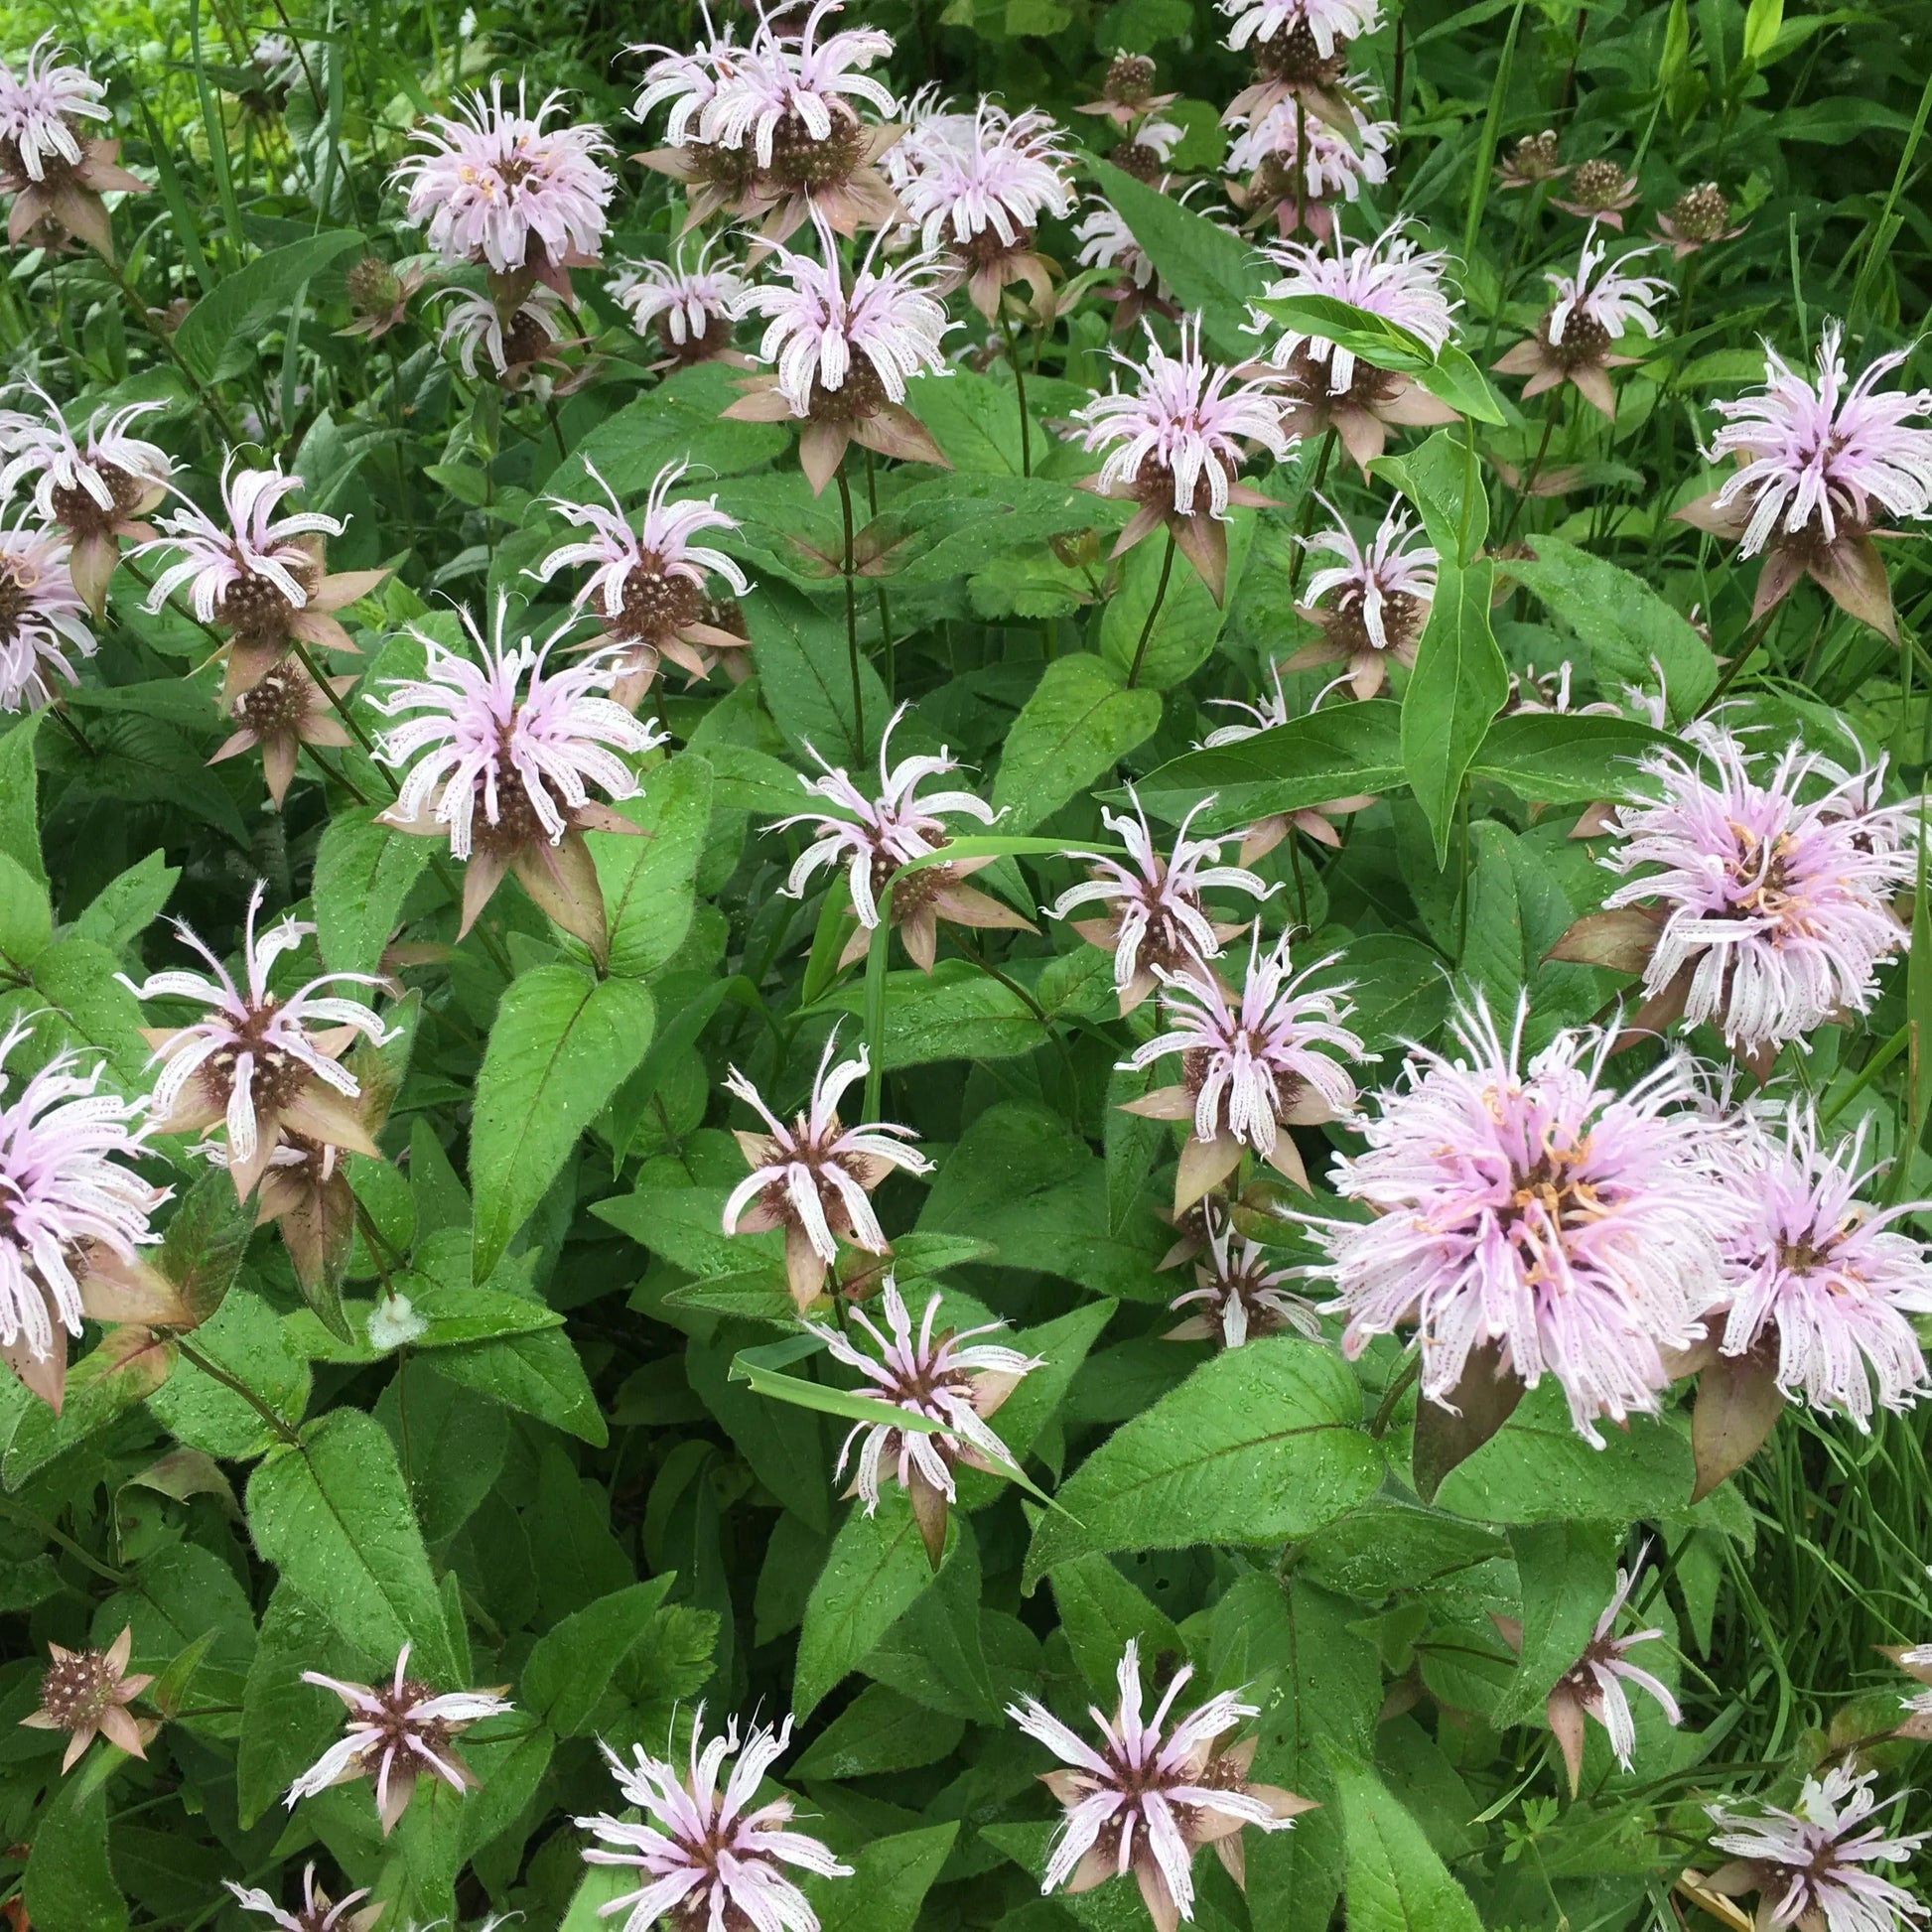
xmin=577 ymin=1711 xmax=851 ymax=1932
xmin=1680 ymin=323 xmax=1932 ymax=640
xmin=1287 ymin=498 xmax=1439 ymax=699
xmin=1167 ymin=1210 xmax=1322 ymax=1347
xmin=435 ymin=283 xmax=572 ymax=382
xmin=627 ymin=11 xmax=747 ymax=147
xmin=0 ymin=519 xmax=94 ymax=712
xmin=1710 ymin=1108 xmax=1932 ymax=1428
xmin=1009 ymin=1638 xmax=1310 ymax=1932
xmin=1114 ymin=113 xmax=1185 ymax=169
xmin=1072 ymin=316 xmax=1292 ymax=597
xmin=1122 ymin=925 xmax=1366 ymax=1205
xmin=1224 ymin=95 xmax=1392 ymax=241
xmin=1219 ymin=0 xmax=1381 ymax=58
xmin=722 ymin=1030 xmax=933 ymax=1310
xmin=1540 ymin=1547 xmax=1680 ymax=1791
xmin=1049 ymin=790 xmax=1272 ymax=1013
xmin=1493 ymin=227 xmax=1668 ymax=420
xmin=287 ymin=1645 xmax=513 ymax=1837
xmin=392 ymin=79 xmax=616 ymax=278
xmin=725 ymin=235 xmax=955 ymax=489
xmin=1315 ymin=998 xmax=1733 ymax=1445
xmin=1599 ymin=729 xmax=1914 ymax=1054
xmin=0 ymin=1016 xmax=167 ymax=1390
xmin=608 ymin=237 xmax=747 ymax=365
xmin=0 ymin=36 xmax=107 ymax=184
xmin=531 ymin=459 xmax=751 ymax=694
xmin=223 ymin=1863 xmax=374 ymax=1932
xmin=805 ymin=1274 xmax=1040 ymax=1558
xmin=774 ymin=702 xmax=1020 ymax=969
xmin=1703 ymin=1765 xmax=1928 ymax=1932
xmin=701 ymin=0 xmax=897 ymax=167
xmin=1074 ymin=186 xmax=1230 ymax=333
xmin=121 ymin=880 xmax=393 ymax=1192
xmin=370 ymin=604 xmax=659 ymax=862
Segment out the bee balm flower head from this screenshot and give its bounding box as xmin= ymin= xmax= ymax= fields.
xmin=1287 ymin=498 xmax=1439 ymax=699
xmin=0 ymin=517 xmax=94 ymax=713
xmin=1224 ymin=92 xmax=1392 ymax=240
xmin=20 ymin=1626 xmax=154 ymax=1770
xmin=1166 ymin=1208 xmax=1322 ymax=1347
xmin=222 ymin=1863 xmax=376 ymax=1932
xmin=608 ymin=236 xmax=748 ymax=368
xmin=1493 ymin=226 xmax=1668 ymax=420
xmin=1219 ymin=0 xmax=1382 ymax=130
xmin=0 ymin=37 xmax=146 ymax=261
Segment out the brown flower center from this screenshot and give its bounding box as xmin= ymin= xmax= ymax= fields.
xmin=38 ymin=1650 xmax=125 ymax=1728
xmin=346 ymin=254 xmax=403 ymax=316
xmin=620 ymin=563 xmax=706 ymax=644
xmin=807 ymin=356 xmax=889 ymax=425
xmin=1131 ymin=451 xmax=1231 ymax=518
xmin=1105 ymin=54 xmax=1159 ymax=105
xmin=49 ymin=463 xmax=146 ymax=540
xmin=1252 ymin=20 xmax=1346 ymax=89
xmin=233 ymin=662 xmax=309 ymax=739
xmin=501 ymin=307 xmax=552 ymax=371
xmin=654 ymin=310 xmax=727 ymax=366
xmin=217 ymin=563 xmax=310 ymax=640
xmin=1540 ymin=308 xmax=1612 ymax=370
xmin=1567 ymin=158 xmax=1629 ymax=207
xmin=1324 ymin=587 xmax=1427 ymax=658
xmin=1109 ymin=137 xmax=1169 ymax=183
xmin=1669 ymin=183 xmax=1730 ymax=241
xmin=1508 ymin=131 xmax=1563 ymax=180
xmin=0 ymin=562 xmax=37 ymax=646
xmin=766 ymin=107 xmax=866 ymax=192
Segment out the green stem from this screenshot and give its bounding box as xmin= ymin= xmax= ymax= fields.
xmin=1286 ymin=430 xmax=1337 ymax=594
xmin=178 ymin=1337 xmax=303 ymax=1448
xmin=835 ymin=460 xmax=866 ymax=751
xmin=1001 ymin=313 xmax=1033 ymax=477
xmin=1126 ymin=532 xmax=1176 ymax=689
xmin=0 ymin=1497 xmax=127 ymax=1585
xmin=863 ymin=448 xmax=895 ymax=697
xmin=1497 ymin=394 xmax=1560 ymax=548
xmin=1697 ymin=608 xmax=1775 ymax=717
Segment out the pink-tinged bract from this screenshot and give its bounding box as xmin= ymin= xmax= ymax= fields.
xmin=1711 ymin=1107 xmax=1932 ymax=1428
xmin=576 ymin=1709 xmax=852 ymax=1932
xmin=897 ymin=98 xmax=1074 ymax=248
xmin=1706 ymin=321 xmax=1932 ymax=555
xmin=0 ymin=36 xmax=107 ymax=184
xmin=368 ymin=602 xmax=665 ymax=860
xmin=804 ymin=1274 xmax=1041 ymax=1509
xmin=1218 ymin=0 xmax=1382 ymax=57
xmin=287 ymin=1644 xmax=513 ymax=1837
xmin=1072 ymin=316 xmax=1292 ymax=519
xmin=775 ymin=702 xmax=1001 ymax=928
xmin=730 ymin=235 xmax=955 ymax=416
xmin=1705 ymin=1764 xmax=1929 ymax=1932
xmin=0 ymin=519 xmax=94 ymax=711
xmin=1600 ymin=728 xmax=1914 ymax=1053
xmin=391 ymin=79 xmax=616 ymax=274
xmin=1049 ymin=790 xmax=1273 ymax=1009
xmin=1008 ymin=1637 xmax=1304 ymax=1932
xmin=1256 ymin=218 xmax=1459 ymax=391
xmin=0 ymin=1017 xmax=165 ymax=1369
xmin=1315 ymin=998 xmax=1734 ymax=1445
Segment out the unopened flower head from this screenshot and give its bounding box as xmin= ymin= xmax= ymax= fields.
xmin=722 ymin=1029 xmax=933 ymax=1309
xmin=122 ymin=880 xmax=392 ymax=1188
xmin=1600 ymin=729 xmax=1914 ymax=1053
xmin=1009 ymin=1638 xmax=1309 ymax=1932
xmin=370 ymin=602 xmax=662 ymax=863
xmin=1705 ymin=323 xmax=1932 ymax=558
xmin=1290 ymin=498 xmax=1439 ymax=698
xmin=0 ymin=1017 xmax=166 ymax=1375
xmin=608 ymin=237 xmax=746 ymax=364
xmin=1316 ymin=998 xmax=1734 ymax=1445
xmin=223 ymin=1864 xmax=373 ymax=1932
xmin=1551 ymin=156 xmax=1640 ymax=227
xmin=1655 ymin=183 xmax=1745 ymax=258
xmin=1051 ymin=791 xmax=1273 ymax=1012
xmin=0 ymin=36 xmax=107 ymax=184
xmin=1075 ymin=316 xmax=1291 ymax=525
xmin=1543 ymin=1547 xmax=1680 ymax=1793
xmin=1168 ymin=1210 xmax=1322 ymax=1347
xmin=0 ymin=518 xmax=93 ymax=712
xmin=1704 ymin=1765 xmax=1929 ymax=1932
xmin=805 ymin=1276 xmax=1040 ymax=1548
xmin=287 ymin=1645 xmax=513 ymax=1837
xmin=1122 ymin=925 xmax=1366 ymax=1203
xmin=20 ymin=1627 xmax=152 ymax=1771
xmin=1711 ymin=1107 xmax=1932 ymax=1428
xmin=1498 ymin=128 xmax=1566 ymax=188
xmin=392 ymin=79 xmax=616 ymax=275
xmin=533 ymin=459 xmax=750 ymax=691
xmin=577 ymin=1710 xmax=852 ymax=1932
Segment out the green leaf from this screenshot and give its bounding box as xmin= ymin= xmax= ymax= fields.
xmin=1256 ymin=294 xmax=1503 ymax=424
xmin=15 ymin=935 xmax=152 ymax=1086
xmin=376 ymin=1365 xmax=506 ymax=1544
xmin=1097 ymin=513 xmax=1255 ymax=689
xmin=560 ymin=1865 xmax=635 ymax=1932
xmin=807 ymin=1824 xmax=959 ymax=1932
xmin=5 ymin=1325 xmax=176 ymax=1489
xmin=470 ymin=964 xmax=656 ymax=1281
xmin=1468 ymin=712 xmax=1681 ymax=807
xmin=794 ymin=1489 xmax=953 ymax=1718
xmin=245 ymin=1407 xmax=459 ymax=1680
xmin=1132 ymin=700 xmax=1406 ymax=835
xmin=592 ymin=753 xmax=714 ymax=979
xmin=0 ymin=711 xmax=45 ymax=886
xmin=157 ymin=1166 xmax=257 ymax=1323
xmin=1504 ymin=533 xmax=1719 ymax=716
xmin=23 ymin=1776 xmax=127 ymax=1932
xmin=98 ymin=1542 xmax=256 ymax=1733
xmin=524 ymin=1577 xmax=676 ymax=1735
xmin=553 ymin=359 xmax=788 ymax=496
xmin=428 ymin=1324 xmax=609 ymax=1446
xmin=1402 ymin=556 xmax=1506 ymax=863
xmin=73 ymin=852 xmax=178 ymax=953
xmin=791 ymin=1683 xmax=966 ymax=1777
xmin=313 ymin=806 xmax=432 ymax=976
xmin=236 ymin=1582 xmax=374 ymax=1826
xmin=992 ymin=656 xmax=1162 ymax=833
xmin=1493 ymin=1523 xmax=1618 ymax=1725
xmin=175 ymin=229 xmax=364 ymax=383
xmin=1087 ymin=155 xmax=1267 ymax=355
xmin=1331 ymin=1753 xmax=1484 ymax=1932
xmin=747 ymin=581 xmax=888 ymax=764
xmin=1373 ymin=430 xmax=1488 ymax=561
xmin=810 ymin=959 xmax=1043 ymax=1068
xmin=1434 ymin=1380 xmax=1695 ymax=1524
xmin=1024 ymin=1337 xmax=1383 ymax=1584
xmin=147 ymin=1285 xmax=310 ymax=1459
xmin=1050 ymin=1553 xmax=1184 ymax=1698
xmin=691 ymin=1329 xmax=829 ymax=1528
xmin=0 ymin=850 xmax=53 ymax=972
